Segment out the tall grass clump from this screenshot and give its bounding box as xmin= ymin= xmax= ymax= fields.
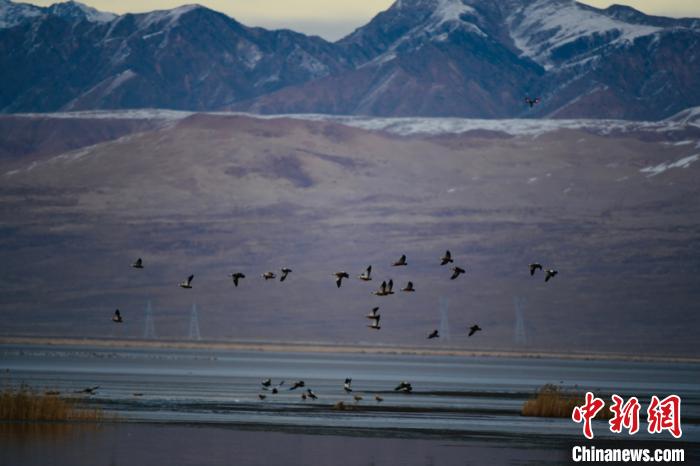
xmin=521 ymin=384 xmax=612 ymax=419
xmin=0 ymin=386 xmax=103 ymax=421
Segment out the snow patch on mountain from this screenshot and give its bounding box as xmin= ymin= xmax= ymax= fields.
xmin=47 ymin=1 xmax=116 ymax=23
xmin=640 ymin=154 xmax=699 ymax=177
xmin=0 ymin=0 xmax=115 ymax=28
xmin=508 ymin=0 xmax=660 ymax=67
xmin=0 ymin=0 xmax=42 ymax=28
xmin=8 ymin=106 xmax=700 ymax=138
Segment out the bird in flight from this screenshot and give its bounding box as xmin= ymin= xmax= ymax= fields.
xmin=75 ymin=386 xmax=100 ymax=395
xmin=401 ymin=281 xmax=415 ymax=292
xmin=261 ymin=378 xmax=272 ymax=388
xmin=280 ymin=267 xmax=292 ymax=282
xmin=529 ymin=263 xmax=543 ymax=276
xmin=230 ymin=272 xmax=245 ymax=287
xmin=367 ymin=307 xmax=381 ymax=330
xmin=112 ymin=309 xmax=123 ymax=323
xmin=358 ymin=265 xmax=372 ymax=281
xmin=394 ymin=381 xmax=412 ymax=393
xmin=468 ymin=325 xmax=482 ymax=337
xmin=179 ymin=275 xmax=194 ymax=289
xmin=440 ymin=250 xmax=453 ymax=265
xmin=343 ymin=378 xmax=353 ymax=393
xmin=393 ymin=254 xmax=407 ymax=266
xmin=262 ymin=271 xmax=276 ymax=280
xmin=387 ymin=279 xmax=395 ymax=294
xmin=290 ymin=380 xmax=305 ymax=390
xmin=373 ymin=281 xmax=388 ymax=296
xmin=335 ymin=271 xmax=350 ymax=288
xmin=306 ymin=389 xmax=318 ymax=400
xmin=131 ymin=258 xmax=144 ymax=269
xmin=545 ymin=269 xmax=558 ymax=282
xmin=450 ymin=267 xmax=466 ymax=280
xmin=524 ymin=96 xmax=541 ymax=108
xmin=258 ymin=394 xmax=266 ymax=400
xmin=427 ymin=329 xmax=439 ymax=339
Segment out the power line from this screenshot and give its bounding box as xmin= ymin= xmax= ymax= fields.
xmin=188 ymin=302 xmax=201 ymax=341
xmin=144 ymin=300 xmax=156 ymax=339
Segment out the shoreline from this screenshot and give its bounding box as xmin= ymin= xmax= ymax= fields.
xmin=1 ymin=336 xmax=698 ymax=364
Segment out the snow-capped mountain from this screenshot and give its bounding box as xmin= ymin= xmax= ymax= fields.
xmin=0 ymin=2 xmax=353 ymax=112
xmin=1 ymin=0 xmax=699 ymax=119
xmin=242 ymin=0 xmax=700 ymax=119
xmin=0 ymin=0 xmax=114 ymax=28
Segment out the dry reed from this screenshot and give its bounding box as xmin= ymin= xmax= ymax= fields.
xmin=0 ymin=386 xmax=104 ymax=421
xmin=521 ymin=384 xmax=612 ymax=419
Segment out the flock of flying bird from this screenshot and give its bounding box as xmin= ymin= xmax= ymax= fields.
xmin=112 ymin=250 xmax=558 ymax=340
xmin=115 ymin=251 xmax=558 ymax=339
xmin=111 ymin=251 xmax=558 ymax=403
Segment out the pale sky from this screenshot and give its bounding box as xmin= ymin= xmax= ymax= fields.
xmin=24 ymin=0 xmax=700 ymax=40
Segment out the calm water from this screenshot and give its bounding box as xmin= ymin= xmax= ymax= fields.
xmin=1 ymin=344 xmax=698 ymax=465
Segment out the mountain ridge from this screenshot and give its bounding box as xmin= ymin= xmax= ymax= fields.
xmin=1 ymin=0 xmax=699 ymax=119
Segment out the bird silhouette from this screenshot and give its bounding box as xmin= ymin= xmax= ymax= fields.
xmin=306 ymin=389 xmax=318 ymax=400
xmin=367 ymin=307 xmax=381 ymax=330
xmin=258 ymin=394 xmax=266 ymax=400
xmin=280 ymin=267 xmax=292 ymax=282
xmin=401 ymin=281 xmax=415 ymax=292
xmin=450 ymin=267 xmax=466 ymax=280
xmin=468 ymin=325 xmax=482 ymax=337
xmin=262 ymin=271 xmax=276 ymax=280
xmin=394 ymin=381 xmax=412 ymax=392
xmin=427 ymin=329 xmax=439 ymax=339
xmin=393 ymin=254 xmax=407 ymax=266
xmin=112 ymin=309 xmax=122 ymax=323
xmin=131 ymin=258 xmax=144 ymax=269
xmin=545 ymin=269 xmax=558 ymax=282
xmin=387 ymin=279 xmax=394 ymax=294
xmin=335 ymin=271 xmax=350 ymax=288
xmin=529 ymin=263 xmax=543 ymax=276
xmin=179 ymin=275 xmax=194 ymax=289
xmin=230 ymin=272 xmax=246 ymax=287
xmin=358 ymin=265 xmax=372 ymax=281
xmin=75 ymin=386 xmax=100 ymax=395
xmin=353 ymin=395 xmax=363 ymax=403
xmin=440 ymin=250 xmax=453 ymax=265
xmin=374 ymin=395 xmax=384 ymax=402
xmin=368 ymin=320 xmax=381 ymax=330
xmin=524 ymin=96 xmax=541 ymax=108
xmin=373 ymin=281 xmax=389 ymax=296
xmin=261 ymin=378 xmax=272 ymax=387
xmin=343 ymin=378 xmax=353 ymax=393
xmin=290 ymin=380 xmax=305 ymax=390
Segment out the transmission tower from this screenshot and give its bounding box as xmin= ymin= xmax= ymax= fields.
xmin=439 ymin=297 xmax=450 ymax=341
xmin=188 ymin=302 xmax=201 ymax=341
xmin=514 ymin=296 xmax=527 ymax=345
xmin=143 ymin=300 xmax=156 ymax=339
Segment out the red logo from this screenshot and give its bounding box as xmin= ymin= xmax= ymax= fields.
xmin=572 ymin=393 xmax=682 ymax=439
xmin=609 ymin=394 xmax=641 ymax=435
xmin=647 ymin=395 xmax=682 ymax=438
xmin=572 ymin=392 xmax=606 ymax=439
